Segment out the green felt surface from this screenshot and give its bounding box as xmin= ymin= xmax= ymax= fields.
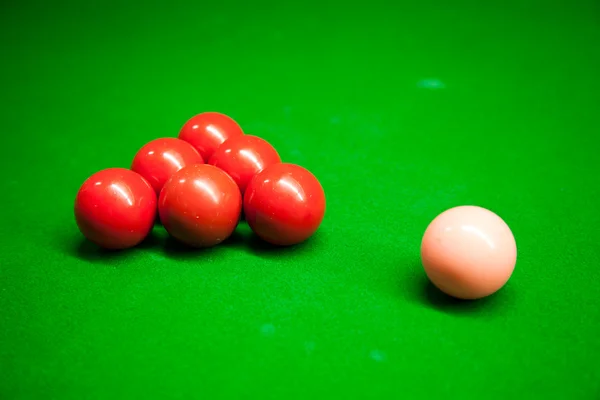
xmin=2 ymin=1 xmax=600 ymax=399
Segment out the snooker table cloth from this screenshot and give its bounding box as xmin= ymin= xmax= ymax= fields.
xmin=1 ymin=1 xmax=600 ymax=399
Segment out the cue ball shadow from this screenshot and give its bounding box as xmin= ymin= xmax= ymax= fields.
xmin=402 ymin=261 xmax=511 ymax=315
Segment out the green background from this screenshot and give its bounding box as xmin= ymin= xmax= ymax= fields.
xmin=2 ymin=0 xmax=599 ymax=398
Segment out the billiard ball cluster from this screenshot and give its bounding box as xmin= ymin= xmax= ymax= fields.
xmin=74 ymin=112 xmax=326 ymax=251
xmin=74 ymin=112 xmax=516 ymax=302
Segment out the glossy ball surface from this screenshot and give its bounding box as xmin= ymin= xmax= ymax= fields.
xmin=159 ymin=164 xmax=242 ymax=248
xmin=244 ymin=163 xmax=325 ymax=246
xmin=131 ymin=138 xmax=204 ymax=194
xmin=74 ymin=168 xmax=157 ymax=249
xmin=208 ymin=135 xmax=281 ymax=194
xmin=178 ymin=112 xmax=244 ymax=161
xmin=420 ymin=205 xmax=517 ymax=300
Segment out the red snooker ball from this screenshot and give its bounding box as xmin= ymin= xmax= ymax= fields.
xmin=208 ymin=135 xmax=281 ymax=194
xmin=178 ymin=112 xmax=244 ymax=161
xmin=74 ymin=168 xmax=157 ymax=249
xmin=131 ymin=138 xmax=204 ymax=194
xmin=159 ymin=164 xmax=242 ymax=248
xmin=244 ymin=163 xmax=326 ymax=246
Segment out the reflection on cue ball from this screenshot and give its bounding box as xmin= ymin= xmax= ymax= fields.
xmin=420 ymin=205 xmax=517 ymax=300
